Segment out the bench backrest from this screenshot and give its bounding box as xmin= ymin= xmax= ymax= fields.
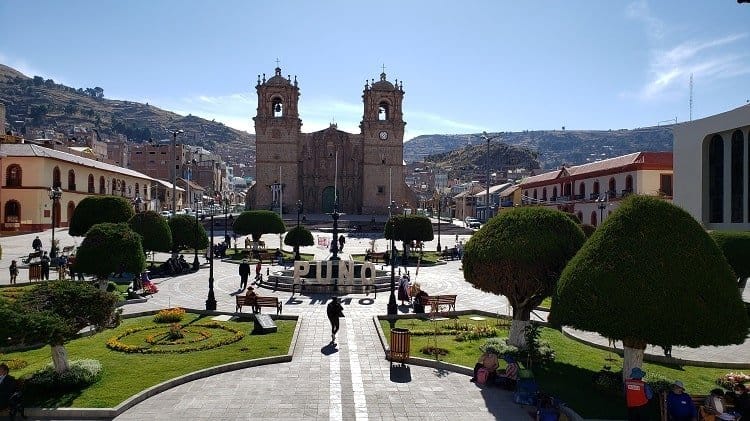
xmin=255 ymin=296 xmax=279 ymax=306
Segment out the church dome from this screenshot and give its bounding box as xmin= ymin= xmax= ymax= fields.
xmin=266 ymin=67 xmax=292 ymax=86
xmin=370 ymin=72 xmax=395 ymax=90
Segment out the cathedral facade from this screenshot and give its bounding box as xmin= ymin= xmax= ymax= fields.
xmin=249 ymin=67 xmax=415 ymax=215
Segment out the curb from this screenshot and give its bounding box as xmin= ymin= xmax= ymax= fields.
xmin=24 ymin=310 xmax=302 ymax=419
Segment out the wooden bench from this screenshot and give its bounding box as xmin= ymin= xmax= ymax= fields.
xmin=658 ymin=392 xmax=735 ymax=421
xmin=441 ymin=248 xmax=459 ymax=260
xmin=255 ymin=252 xmax=277 ymax=264
xmin=235 ymin=295 xmax=282 ymax=315
xmin=422 ymin=294 xmax=457 ymax=312
xmin=22 ymin=251 xmax=42 ymax=264
xmin=366 ymin=252 xmax=388 ymax=263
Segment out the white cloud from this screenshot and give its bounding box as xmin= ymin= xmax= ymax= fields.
xmin=626 ymin=0 xmax=664 ymax=40
xmin=0 ymin=52 xmax=71 ymax=85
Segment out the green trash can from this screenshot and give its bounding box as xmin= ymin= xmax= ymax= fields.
xmin=389 ymin=328 xmax=410 ymax=364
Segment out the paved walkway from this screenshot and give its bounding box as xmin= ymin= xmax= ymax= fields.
xmin=1 ymin=225 xmax=748 ymax=420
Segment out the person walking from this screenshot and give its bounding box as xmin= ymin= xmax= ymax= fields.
xmin=625 ymin=367 xmax=653 ymax=421
xmin=8 ymin=261 xmax=18 ymax=284
xmin=238 ymin=258 xmax=251 ymax=290
xmin=398 ymin=274 xmax=410 ymax=306
xmin=326 ymin=297 xmax=344 ymax=345
xmin=32 ymin=236 xmax=42 ymax=252
xmin=255 ymin=261 xmax=262 ymax=284
xmin=338 ymin=235 xmax=346 ymax=252
xmin=40 ymin=251 xmax=51 ymax=281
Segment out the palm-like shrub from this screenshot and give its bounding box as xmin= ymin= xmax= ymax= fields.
xmin=168 ymin=214 xmax=208 ymax=252
xmin=284 ymin=225 xmax=314 ymax=260
xmin=551 ymin=195 xmax=749 ymax=381
xmin=463 ymin=207 xmax=585 ymax=347
xmin=384 ymin=215 xmax=434 ymax=259
xmin=128 ymin=211 xmax=172 ymax=260
xmin=75 ymin=223 xmax=146 ymax=290
xmin=69 ymin=196 xmax=135 ymax=236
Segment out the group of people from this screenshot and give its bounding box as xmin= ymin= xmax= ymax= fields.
xmin=470 ymin=350 xmax=520 ymax=389
xmin=627 ymin=367 xmax=749 ymax=421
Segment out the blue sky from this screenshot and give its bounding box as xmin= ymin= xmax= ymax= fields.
xmin=1 ymin=1 xmax=749 ymax=140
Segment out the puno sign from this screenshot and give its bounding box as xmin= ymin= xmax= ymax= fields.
xmin=293 ymin=260 xmax=376 ymax=286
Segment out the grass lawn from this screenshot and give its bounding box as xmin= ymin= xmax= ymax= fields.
xmin=224 ymin=249 xmax=313 ymax=262
xmin=351 ymin=251 xmax=441 ymax=266
xmin=3 ymin=313 xmax=296 ymax=408
xmin=0 ymin=284 xmax=35 ymax=301
xmin=381 ymin=316 xmax=733 ymax=419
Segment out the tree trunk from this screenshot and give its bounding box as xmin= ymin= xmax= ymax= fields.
xmin=622 ymin=339 xmax=647 ymax=383
xmin=509 ymin=319 xmax=531 ymax=348
xmin=97 ymin=277 xmax=108 ymax=291
xmin=51 ymin=344 xmax=70 ymax=373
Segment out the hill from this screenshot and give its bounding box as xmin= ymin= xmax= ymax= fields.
xmin=423 ymin=142 xmax=540 ymax=179
xmin=405 ymin=127 xmax=673 ymax=169
xmin=0 ymin=64 xmax=254 ymax=167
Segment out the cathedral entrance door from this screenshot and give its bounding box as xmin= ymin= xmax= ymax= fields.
xmin=321 ymin=186 xmax=335 ymax=213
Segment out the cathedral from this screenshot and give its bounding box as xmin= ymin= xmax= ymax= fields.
xmin=248 ymin=67 xmax=416 ymax=215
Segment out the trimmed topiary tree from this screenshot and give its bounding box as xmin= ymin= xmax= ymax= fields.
xmin=129 ymin=211 xmax=173 ymax=264
xmin=384 ymin=215 xmax=434 ymax=261
xmin=69 ymin=196 xmax=135 ymax=236
xmin=232 ymin=210 xmax=286 ymax=243
xmin=168 ymin=214 xmax=209 ymax=253
xmin=463 ymin=207 xmax=585 ymax=347
xmin=75 ymin=223 xmax=146 ymax=290
xmin=10 ymin=281 xmax=119 ymax=373
xmin=551 ymin=195 xmax=749 ymax=382
xmin=284 ymin=225 xmax=314 ymax=260
xmin=710 ymin=231 xmax=750 ymax=288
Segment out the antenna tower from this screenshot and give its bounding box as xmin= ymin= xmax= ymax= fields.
xmin=689 ymin=73 xmax=694 ymax=121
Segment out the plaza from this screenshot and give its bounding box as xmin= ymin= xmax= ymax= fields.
xmin=1 ymin=215 xmax=748 ymax=420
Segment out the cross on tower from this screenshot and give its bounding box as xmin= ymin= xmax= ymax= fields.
xmin=275 ymin=58 xmax=280 ymax=67
xmin=381 ymin=63 xmax=386 ymax=73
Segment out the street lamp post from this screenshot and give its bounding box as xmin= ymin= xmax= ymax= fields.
xmin=132 ymin=195 xmax=143 ymax=213
xmin=597 ymin=194 xmax=608 ymax=226
xmin=387 ymin=200 xmax=398 ymax=315
xmin=295 ymin=200 xmax=303 ymax=261
xmin=224 ymin=192 xmax=230 ymax=245
xmin=48 ymin=187 xmax=62 ymax=258
xmin=169 ymin=129 xmax=183 ymax=255
xmin=436 ymin=192 xmax=441 ymax=252
xmin=206 ymin=199 xmax=217 ymax=311
xmin=192 ymin=198 xmax=200 ymax=271
xmin=481 ymin=131 xmax=501 ymax=221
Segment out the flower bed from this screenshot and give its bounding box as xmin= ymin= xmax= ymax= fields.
xmin=107 ymin=321 xmax=244 ymax=354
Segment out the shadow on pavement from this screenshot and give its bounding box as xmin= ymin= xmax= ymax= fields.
xmin=321 ymin=343 xmax=339 ymax=355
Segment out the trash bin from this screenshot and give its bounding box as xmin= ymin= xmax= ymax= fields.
xmin=389 ymin=328 xmax=410 ymax=363
xmin=29 ymin=263 xmax=42 ymax=281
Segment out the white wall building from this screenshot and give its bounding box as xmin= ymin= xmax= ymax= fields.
xmin=673 ymin=104 xmax=750 ymax=230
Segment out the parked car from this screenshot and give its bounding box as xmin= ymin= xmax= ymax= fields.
xmin=160 ymin=210 xmax=172 ymax=218
xmin=465 ymin=217 xmax=481 ymax=229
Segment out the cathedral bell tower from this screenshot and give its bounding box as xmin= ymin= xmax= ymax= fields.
xmin=253 ymin=67 xmax=302 ymax=211
xmin=360 ymin=71 xmax=406 ymax=214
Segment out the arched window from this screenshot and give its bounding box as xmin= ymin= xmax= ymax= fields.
xmin=533 ymin=189 xmax=538 ymax=200
xmin=121 ymin=179 xmax=126 ymax=196
xmin=542 ymin=188 xmax=547 ymax=201
xmin=135 ymin=183 xmax=140 ymax=198
xmin=591 ymin=211 xmax=597 ymax=227
xmin=4 ymin=200 xmax=20 ymax=223
xmin=577 ymin=211 xmax=583 ymax=222
xmin=99 ymin=176 xmax=106 ymax=194
xmin=111 ymin=178 xmax=116 ymax=194
xmin=6 ymin=164 xmax=22 ymax=187
xmin=608 ymin=177 xmax=616 ymax=198
xmin=552 ymin=186 xmax=558 ymax=200
xmin=709 ymin=134 xmax=724 ymax=223
xmin=88 ymin=174 xmax=95 ymax=193
xmin=625 ymin=175 xmax=633 ymax=195
xmin=378 ymin=101 xmax=390 ymax=121
xmin=143 ymin=184 xmax=148 ymax=199
xmin=593 ymin=181 xmax=600 ymax=196
xmin=563 ymin=183 xmax=571 ymax=197
xmin=53 ymin=166 xmax=61 ymax=188
xmin=272 ymin=96 xmax=283 ymax=117
xmin=68 ymin=169 xmax=76 ymax=191
xmin=66 ymin=201 xmax=76 ymax=226
xmin=579 ymin=182 xmax=586 ymax=198
xmin=731 ymin=130 xmax=744 ymax=223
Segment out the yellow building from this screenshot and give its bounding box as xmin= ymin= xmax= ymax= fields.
xmin=1 ymin=143 xmax=156 ymax=232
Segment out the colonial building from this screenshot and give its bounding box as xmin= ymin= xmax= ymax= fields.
xmin=249 ymin=67 xmax=416 ymax=214
xmin=673 ymin=104 xmax=750 ymax=230
xmin=519 ymin=152 xmax=673 ymax=226
xmin=1 ymin=143 xmax=155 ymax=232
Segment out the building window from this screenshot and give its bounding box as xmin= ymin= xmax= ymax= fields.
xmin=68 ymin=169 xmax=76 ymax=191
xmin=377 ymin=186 xmax=385 ymax=194
xmin=378 ymin=101 xmax=390 ymax=121
xmin=608 ymin=177 xmax=616 ymax=198
xmin=590 ymin=211 xmax=597 ymax=227
xmin=542 ymin=188 xmax=547 ymax=201
xmin=593 ymin=181 xmax=600 ymax=195
xmin=6 ymin=164 xmax=22 ymax=187
xmin=272 ymin=97 xmax=284 ymax=117
xmin=533 ymin=189 xmax=538 ymax=200
xmin=4 ymin=200 xmax=20 ymax=223
xmin=624 ymin=175 xmax=633 ymax=196
xmin=53 ymin=166 xmax=61 ymax=188
xmin=88 ymin=174 xmax=95 ymax=193
xmin=577 ymin=211 xmax=583 ymax=223
xmin=99 ymin=176 xmax=106 ymax=194
xmin=709 ymin=134 xmax=724 ymax=223
xmin=731 ymin=130 xmax=744 ymax=223
xmin=579 ymin=182 xmax=585 ymax=198
xmin=659 ymin=174 xmax=672 ymax=197
xmin=552 ymin=186 xmax=558 ymax=200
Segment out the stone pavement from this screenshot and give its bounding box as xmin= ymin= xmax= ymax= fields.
xmin=1 ymin=225 xmax=748 ymax=420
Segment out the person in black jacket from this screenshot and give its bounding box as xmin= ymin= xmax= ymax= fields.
xmin=326 ymin=297 xmax=344 ymax=344
xmin=40 ymin=251 xmax=51 ymax=280
xmin=32 ymin=236 xmax=42 ymax=252
xmin=0 ymin=363 xmax=18 ymax=416
xmin=238 ymin=259 xmax=251 ymax=290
